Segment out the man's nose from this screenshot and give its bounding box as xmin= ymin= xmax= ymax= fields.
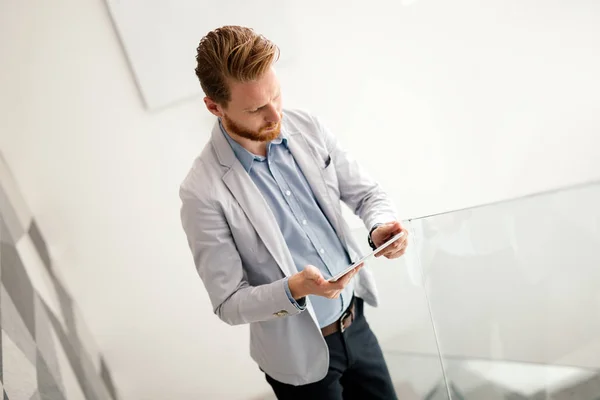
xmin=264 ymin=104 xmax=281 ymax=123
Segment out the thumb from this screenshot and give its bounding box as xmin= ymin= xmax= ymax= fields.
xmin=390 ymin=220 xmax=402 ymax=229
xmin=303 ymin=265 xmax=325 ymax=284
xmin=382 ymin=220 xmax=402 ymax=234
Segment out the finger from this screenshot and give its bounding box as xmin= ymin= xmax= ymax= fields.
xmin=373 ymin=221 xmax=399 ymax=239
xmin=375 ymin=249 xmax=388 ymax=257
xmin=378 ymin=223 xmax=402 ymax=239
xmin=331 ymin=268 xmax=359 ymax=289
xmin=381 ymin=239 xmax=408 ymax=258
xmin=351 ymin=263 xmax=364 ymax=274
xmin=375 ymin=228 xmax=408 ymax=256
xmin=375 ymin=240 xmax=401 ymax=257
xmin=385 ymin=220 xmax=402 ymax=231
xmin=346 ymin=267 xmax=362 ymax=281
xmin=390 ymin=221 xmax=404 ymax=236
xmin=377 ymin=237 xmax=402 ymax=253
xmin=346 ymin=262 xmax=363 ymax=275
xmin=386 ymin=245 xmax=407 ymax=259
xmin=391 ymin=240 xmax=404 ymax=250
xmin=335 ymin=272 xmax=354 ymax=288
xmin=389 ymin=239 xmax=407 ymax=254
xmin=388 ymin=235 xmax=408 ymax=251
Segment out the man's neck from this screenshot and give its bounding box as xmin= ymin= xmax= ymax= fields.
xmin=222 ymin=122 xmax=268 ymax=157
xmin=234 ymin=134 xmax=267 ymax=157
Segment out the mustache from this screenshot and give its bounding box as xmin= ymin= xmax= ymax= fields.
xmin=222 ymin=113 xmax=281 ymax=142
xmin=261 ymin=123 xmax=278 ymax=131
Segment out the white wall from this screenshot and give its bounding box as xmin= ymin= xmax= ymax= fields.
xmin=1 ymin=0 xmax=265 ymax=398
xmin=1 ymin=0 xmax=599 ymax=399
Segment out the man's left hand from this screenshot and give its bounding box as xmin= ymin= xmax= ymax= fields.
xmin=371 ymin=221 xmax=409 ymax=259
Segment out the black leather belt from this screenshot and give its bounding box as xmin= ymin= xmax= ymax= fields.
xmin=321 ymin=298 xmax=356 ymax=337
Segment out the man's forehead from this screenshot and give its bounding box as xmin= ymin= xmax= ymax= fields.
xmin=228 ymin=71 xmax=279 ymax=108
xmin=230 ymin=81 xmax=265 ymax=104
xmin=233 ymin=86 xmax=277 ymax=111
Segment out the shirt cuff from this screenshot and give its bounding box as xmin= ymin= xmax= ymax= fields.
xmin=284 ymin=278 xmax=306 ymax=310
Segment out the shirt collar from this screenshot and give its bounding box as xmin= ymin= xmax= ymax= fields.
xmin=219 ymin=119 xmax=288 ymax=173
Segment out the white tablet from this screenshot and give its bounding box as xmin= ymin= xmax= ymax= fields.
xmin=328 ymin=231 xmax=405 ymax=282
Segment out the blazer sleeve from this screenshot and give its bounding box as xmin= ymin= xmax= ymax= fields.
xmin=179 ymin=186 xmax=303 ymax=326
xmin=313 ymin=115 xmax=399 ymax=230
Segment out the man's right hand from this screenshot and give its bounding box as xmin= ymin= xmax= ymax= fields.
xmin=288 ymin=264 xmax=363 ymax=300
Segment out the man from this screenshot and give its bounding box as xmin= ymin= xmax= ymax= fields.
xmin=179 ymin=25 xmax=409 ymax=399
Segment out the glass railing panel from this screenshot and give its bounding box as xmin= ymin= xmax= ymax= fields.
xmin=407 ymin=182 xmax=600 ymax=399
xmin=348 ymin=227 xmax=450 ymax=399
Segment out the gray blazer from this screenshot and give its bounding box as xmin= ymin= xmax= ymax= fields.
xmin=179 ymin=109 xmax=397 ymax=385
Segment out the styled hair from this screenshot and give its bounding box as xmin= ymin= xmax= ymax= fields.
xmin=195 ymin=25 xmax=280 ymax=106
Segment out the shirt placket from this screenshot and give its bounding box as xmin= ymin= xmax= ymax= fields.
xmin=267 ymin=150 xmax=335 ymax=276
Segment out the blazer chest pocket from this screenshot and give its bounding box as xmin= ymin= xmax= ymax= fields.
xmin=321 ymin=154 xmax=340 ymax=195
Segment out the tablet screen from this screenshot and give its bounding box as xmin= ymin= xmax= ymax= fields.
xmin=328 ymin=231 xmax=405 ymax=282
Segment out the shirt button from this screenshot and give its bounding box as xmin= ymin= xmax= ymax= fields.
xmin=320 ymin=248 xmax=325 ymax=254
xmin=285 ymin=190 xmax=291 ymax=196
xmin=302 ymin=219 xmax=307 ymax=225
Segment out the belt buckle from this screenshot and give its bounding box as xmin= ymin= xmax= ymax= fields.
xmin=339 ymin=308 xmax=352 ymax=333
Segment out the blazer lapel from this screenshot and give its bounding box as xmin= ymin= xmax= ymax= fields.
xmin=211 ymin=122 xmax=296 ymax=278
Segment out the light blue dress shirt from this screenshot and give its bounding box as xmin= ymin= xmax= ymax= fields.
xmin=220 ymin=121 xmax=354 ymax=328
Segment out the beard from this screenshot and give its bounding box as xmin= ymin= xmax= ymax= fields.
xmin=222 ymin=113 xmax=281 ymax=142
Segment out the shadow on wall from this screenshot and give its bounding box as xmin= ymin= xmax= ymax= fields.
xmin=0 ymin=152 xmax=119 ymax=400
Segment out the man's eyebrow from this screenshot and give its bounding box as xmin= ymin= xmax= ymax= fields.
xmin=244 ymin=104 xmax=265 ymax=111
xmin=244 ymin=92 xmax=281 ymax=111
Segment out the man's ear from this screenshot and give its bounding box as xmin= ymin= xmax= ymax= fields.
xmin=204 ymin=97 xmax=225 ymax=117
